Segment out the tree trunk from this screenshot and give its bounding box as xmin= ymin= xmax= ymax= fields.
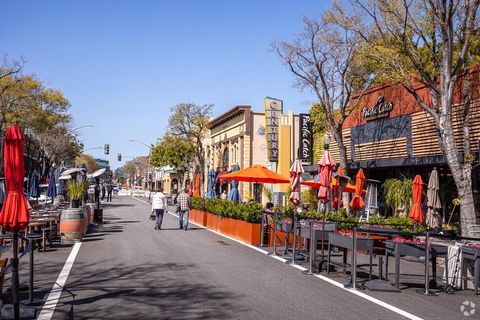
xmin=440 ymin=118 xmax=477 ymax=236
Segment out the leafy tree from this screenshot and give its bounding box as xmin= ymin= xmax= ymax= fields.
xmin=75 ymin=154 xmax=98 ymax=174
xmin=150 ymin=134 xmax=195 ymax=185
xmin=352 ymin=0 xmax=480 ymax=235
xmin=167 ymin=103 xmax=212 ymax=174
xmin=310 ymin=103 xmax=327 ymax=163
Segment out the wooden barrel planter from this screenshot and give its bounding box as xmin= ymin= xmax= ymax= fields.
xmin=86 ymin=203 xmax=96 ymax=227
xmin=60 ymin=208 xmax=85 ymax=243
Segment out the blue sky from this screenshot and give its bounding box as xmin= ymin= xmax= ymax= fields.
xmin=1 ymin=1 xmax=329 ymax=169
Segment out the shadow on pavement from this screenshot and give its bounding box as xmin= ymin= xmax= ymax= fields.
xmin=51 ymin=262 xmax=245 ymax=319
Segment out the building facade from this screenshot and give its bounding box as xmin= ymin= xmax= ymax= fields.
xmin=203 ymin=104 xmax=304 ymax=204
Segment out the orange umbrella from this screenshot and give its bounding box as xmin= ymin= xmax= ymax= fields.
xmin=220 ymin=165 xmax=289 ymax=184
xmin=409 ymin=175 xmax=424 ymax=224
xmin=193 ymin=173 xmax=200 ymax=196
xmin=350 ymin=168 xmax=365 ymax=211
xmin=301 ymin=179 xmax=357 ymax=193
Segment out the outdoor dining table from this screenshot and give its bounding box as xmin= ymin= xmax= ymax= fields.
xmin=384 ymin=240 xmax=449 ymax=289
xmin=299 ymin=221 xmax=336 ymax=261
xmin=25 ymin=221 xmax=49 ymax=252
xmin=461 ymin=245 xmax=479 ymax=294
xmin=327 ymin=232 xmax=374 ymax=281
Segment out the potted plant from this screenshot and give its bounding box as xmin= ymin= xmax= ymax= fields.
xmin=67 ymin=180 xmax=88 ymax=208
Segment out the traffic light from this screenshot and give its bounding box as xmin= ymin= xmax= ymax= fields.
xmin=117 ymin=153 xmax=122 ymax=161
xmin=104 ymin=144 xmax=110 ymax=155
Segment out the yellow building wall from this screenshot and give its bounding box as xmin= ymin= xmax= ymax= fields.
xmin=275 ymin=124 xmax=291 ymax=194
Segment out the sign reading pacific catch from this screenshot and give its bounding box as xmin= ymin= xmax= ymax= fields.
xmin=299 ymin=114 xmax=312 ymax=164
xmin=264 ymin=97 xmax=283 ymax=162
xmin=362 ymin=96 xmax=394 ymax=121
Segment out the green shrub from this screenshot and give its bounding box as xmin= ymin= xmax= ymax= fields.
xmin=191 ymin=196 xmax=205 ymax=210
xmin=385 ymin=215 xmax=424 ymax=235
xmin=67 ymin=180 xmax=88 ymax=200
xmin=203 ymin=198 xmax=262 ymax=223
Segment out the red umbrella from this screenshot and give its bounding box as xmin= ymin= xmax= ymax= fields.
xmin=289 ymin=159 xmax=304 ymax=205
xmin=0 ymin=126 xmax=29 ymax=231
xmin=350 ymin=168 xmax=365 ymax=211
xmin=318 ymin=150 xmax=335 ymax=202
xmin=0 ymin=126 xmax=29 ymax=319
xmin=193 ymin=173 xmax=201 ymax=197
xmin=188 ymin=180 xmax=193 ymax=197
xmin=409 ymin=175 xmax=424 ymax=224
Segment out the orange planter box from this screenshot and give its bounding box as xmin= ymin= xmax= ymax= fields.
xmin=268 ymin=223 xmax=296 ymax=247
xmin=202 ymin=212 xmax=261 ymax=245
xmin=190 ymin=209 xmax=208 ymax=226
xmin=235 ymin=220 xmax=261 ymax=245
xmin=207 ymin=212 xmax=219 ymax=231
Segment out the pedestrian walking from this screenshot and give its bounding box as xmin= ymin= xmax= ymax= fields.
xmin=101 ymin=184 xmax=106 ymax=201
xmin=94 ymin=184 xmax=100 ymax=204
xmin=107 ymin=184 xmax=113 ymax=202
xmin=176 ymin=188 xmax=191 ymax=231
xmin=151 ymin=188 xmax=167 ymax=230
xmin=262 ymin=202 xmax=274 ymax=246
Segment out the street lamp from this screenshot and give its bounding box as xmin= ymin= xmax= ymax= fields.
xmin=72 ymin=124 xmax=98 ymax=132
xmin=83 ymin=146 xmax=103 ymax=152
xmin=129 ymin=139 xmax=154 ymax=193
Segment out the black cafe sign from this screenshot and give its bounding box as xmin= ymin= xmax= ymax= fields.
xmin=299 ymin=114 xmax=312 ymax=164
xmin=362 ymin=96 xmax=394 ymax=121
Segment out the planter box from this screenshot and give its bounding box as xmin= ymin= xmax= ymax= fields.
xmin=235 ymin=220 xmax=261 ymax=245
xmin=203 ymin=212 xmax=261 ymax=245
xmin=190 ymin=209 xmax=208 ymax=226
xmin=207 ymin=212 xmax=219 ymax=231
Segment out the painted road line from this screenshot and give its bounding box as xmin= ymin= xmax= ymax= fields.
xmin=37 ymin=242 xmax=82 ymax=320
xmin=132 ymin=196 xmax=423 ymax=320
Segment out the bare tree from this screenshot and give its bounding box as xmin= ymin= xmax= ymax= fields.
xmin=273 ymin=9 xmax=373 ymax=177
xmin=168 ymin=103 xmax=212 ymax=175
xmin=352 ymin=0 xmax=480 ymax=235
xmin=273 ymin=7 xmax=374 ymax=212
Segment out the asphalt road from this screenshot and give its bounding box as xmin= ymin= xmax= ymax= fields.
xmin=37 ymin=197 xmax=436 ymax=319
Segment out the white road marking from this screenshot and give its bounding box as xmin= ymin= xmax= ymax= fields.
xmin=37 ymin=242 xmax=82 ymax=320
xmin=133 ymin=196 xmax=423 ymax=320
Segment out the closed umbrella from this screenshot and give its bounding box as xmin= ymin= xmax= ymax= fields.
xmin=188 ymin=180 xmax=193 ymax=197
xmin=318 ymin=150 xmax=335 ymax=204
xmin=350 ymin=168 xmax=365 ymax=212
xmin=28 ymin=169 xmax=40 ymax=199
xmin=193 ymin=173 xmax=201 ymax=197
xmin=0 ymin=126 xmax=30 ymax=319
xmin=289 ymin=159 xmax=304 ymax=205
xmin=426 ymin=168 xmax=441 ymax=229
xmin=227 ymin=164 xmax=240 ymax=203
xmin=206 ymin=168 xmax=216 ymax=199
xmin=409 ymin=175 xmax=424 ymax=224
xmin=46 ymin=170 xmax=57 ymax=202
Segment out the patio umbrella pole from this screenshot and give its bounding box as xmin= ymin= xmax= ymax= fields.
xmin=272 ymin=213 xmax=277 ymax=255
xmin=12 ymin=231 xmax=19 ymax=320
xmin=292 ymin=211 xmax=297 ymax=265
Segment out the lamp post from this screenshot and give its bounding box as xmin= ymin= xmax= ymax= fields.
xmin=72 ymin=124 xmax=98 ymax=132
xmin=129 ymin=139 xmax=154 ymax=198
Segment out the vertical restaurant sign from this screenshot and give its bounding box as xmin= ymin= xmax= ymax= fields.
xmin=264 ymin=97 xmax=283 ymax=162
xmin=299 ymin=114 xmax=312 ymax=164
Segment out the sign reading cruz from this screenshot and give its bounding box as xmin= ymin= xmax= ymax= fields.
xmin=362 ymin=96 xmax=394 ymax=121
xmin=264 ymin=97 xmax=283 ymax=162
